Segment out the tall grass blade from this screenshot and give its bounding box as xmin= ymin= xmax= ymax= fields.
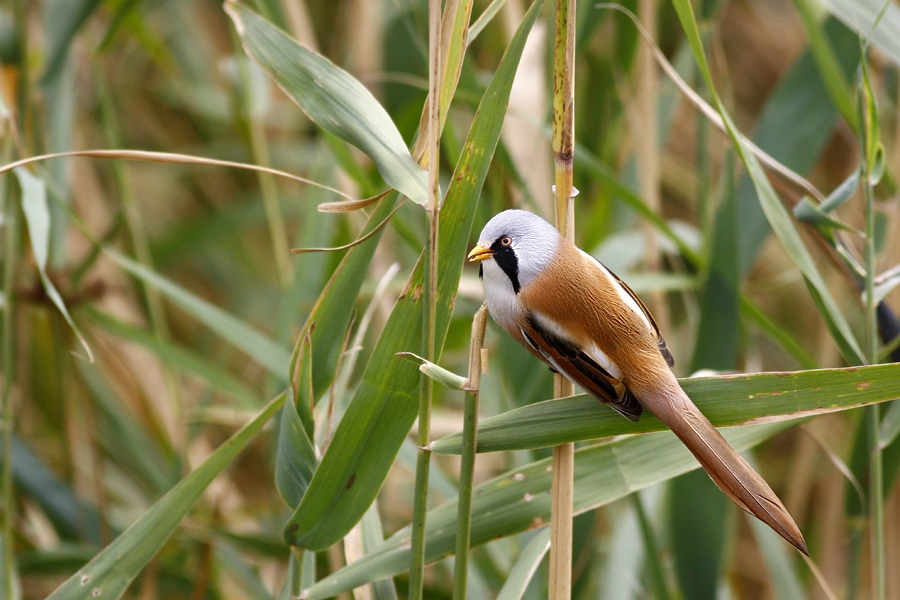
xmin=749 ymin=485 xmax=808 ymax=599
xmin=302 ymin=423 xmax=794 ymax=599
xmin=495 ymin=530 xmax=551 ymax=600
xmin=818 ymin=0 xmax=900 ymax=66
xmin=691 ymin=161 xmax=739 ymax=372
xmin=274 ymin=400 xmax=317 ymax=508
xmin=104 ymin=249 xmax=291 ymax=378
xmin=15 ymin=168 xmax=93 ymax=361
xmin=46 ymin=393 xmax=285 ymax=600
xmin=671 ymin=0 xmax=866 ymax=364
xmin=88 ymin=310 xmax=262 ymax=409
xmin=281 ymin=0 xmax=544 ymax=551
xmin=409 ymin=0 xmax=475 ymax=162
xmin=878 ymin=401 xmax=900 ymax=448
xmin=6 ymin=436 xmax=106 ymax=545
xmin=225 ymin=2 xmax=429 ymax=205
xmin=669 ymin=470 xmax=727 ymax=599
xmin=433 ymin=364 xmax=900 ymax=453
xmin=302 ymin=195 xmax=401 ymax=398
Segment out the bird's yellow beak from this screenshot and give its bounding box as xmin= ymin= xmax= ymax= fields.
xmin=467 ymin=244 xmax=493 ymax=262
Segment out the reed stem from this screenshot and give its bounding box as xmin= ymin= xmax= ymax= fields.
xmin=860 ymin=53 xmax=884 ymax=600
xmin=408 ymin=0 xmax=442 ymax=596
xmin=550 ymin=2 xmax=576 ymax=598
xmin=452 ymin=305 xmax=489 ymax=599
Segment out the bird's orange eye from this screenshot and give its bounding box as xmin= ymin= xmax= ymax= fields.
xmin=500 ymin=236 xmax=512 ymax=247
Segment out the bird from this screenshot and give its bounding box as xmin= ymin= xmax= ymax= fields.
xmin=467 ymin=209 xmax=807 ymax=555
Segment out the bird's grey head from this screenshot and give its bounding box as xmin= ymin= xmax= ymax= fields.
xmin=474 ymin=209 xmax=561 ymax=293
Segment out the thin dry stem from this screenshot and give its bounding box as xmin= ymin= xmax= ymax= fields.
xmin=0 ymin=149 xmax=355 ymax=200
xmin=597 ymin=3 xmax=826 ymax=205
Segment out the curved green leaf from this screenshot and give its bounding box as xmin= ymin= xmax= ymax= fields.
xmin=302 ymin=422 xmax=794 ymax=599
xmin=47 ymin=394 xmax=285 ymax=600
xmin=669 ymin=469 xmax=727 ymax=599
xmin=673 ymin=0 xmax=866 ymax=364
xmin=495 ymin=530 xmax=551 ymax=600
xmin=281 ymin=0 xmax=545 ymax=551
xmin=89 ymin=309 xmax=262 ymax=409
xmin=225 ymin=2 xmax=428 ymax=205
xmin=7 ymin=436 xmax=106 ymax=545
xmin=819 ymin=0 xmax=900 ymax=67
xmin=274 ymin=400 xmax=317 ymax=509
xmin=879 ymin=400 xmax=900 ymax=448
xmin=16 ymin=168 xmax=93 ymax=361
xmin=304 ymin=194 xmax=402 ymax=399
xmin=104 ymin=249 xmax=291 ymax=378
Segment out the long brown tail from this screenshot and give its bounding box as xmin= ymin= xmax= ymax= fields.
xmin=639 ymin=380 xmax=808 ymax=555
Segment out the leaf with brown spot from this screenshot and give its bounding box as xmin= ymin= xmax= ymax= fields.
xmin=433 ymin=363 xmax=900 ymax=454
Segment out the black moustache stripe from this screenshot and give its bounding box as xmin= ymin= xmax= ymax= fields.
xmin=491 ymin=240 xmax=520 ymax=294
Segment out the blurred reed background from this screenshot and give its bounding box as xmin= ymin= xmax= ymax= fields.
xmin=2 ymin=1 xmax=900 ymax=599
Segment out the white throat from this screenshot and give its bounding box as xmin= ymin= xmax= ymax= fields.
xmin=480 ymin=259 xmax=524 ymax=332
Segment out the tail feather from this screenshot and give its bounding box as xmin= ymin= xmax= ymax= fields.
xmin=640 ymin=383 xmax=808 ymax=555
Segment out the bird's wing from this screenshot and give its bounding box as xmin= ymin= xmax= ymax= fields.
xmin=579 ymin=250 xmax=674 ymax=368
xmin=519 ymin=313 xmax=643 ymax=421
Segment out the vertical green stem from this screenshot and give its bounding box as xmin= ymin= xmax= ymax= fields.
xmin=864 ymin=167 xmax=884 ymax=600
xmin=452 ymin=305 xmax=488 ymax=599
xmin=2 ymin=158 xmax=20 ymax=600
xmin=408 ymin=216 xmax=437 ymax=599
xmin=550 ymin=2 xmax=576 ymax=598
xmin=288 ymin=546 xmax=308 ymax=598
xmin=408 ymin=0 xmax=442 ymax=596
xmin=860 ymin=53 xmax=884 ymax=600
xmin=3 ymin=5 xmax=26 ymax=592
xmin=867 ymin=404 xmax=884 ymax=599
